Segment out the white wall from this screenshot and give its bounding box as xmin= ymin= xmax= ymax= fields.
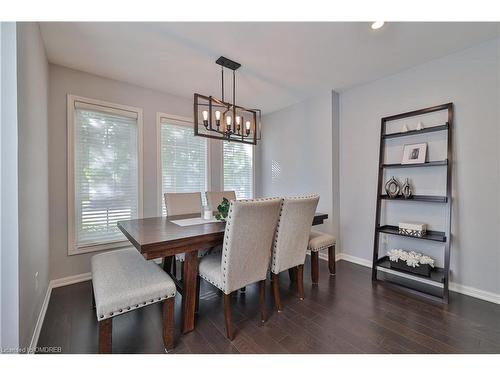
xmin=339 ymin=39 xmax=500 ymax=295
xmin=17 ymin=22 xmax=50 ymax=350
xmin=258 ymin=91 xmax=337 ymax=238
xmin=0 ymin=22 xmax=19 ymax=352
xmin=49 ymin=65 xmax=228 ymax=280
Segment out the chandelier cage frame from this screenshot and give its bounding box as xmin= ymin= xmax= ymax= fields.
xmin=193 ymin=56 xmax=262 ymax=145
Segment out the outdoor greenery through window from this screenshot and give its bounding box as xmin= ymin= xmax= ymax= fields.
xmin=72 ymin=100 xmax=140 ymax=250
xmin=223 ymin=142 xmax=253 ymax=199
xmin=160 ymin=117 xmax=208 ymax=215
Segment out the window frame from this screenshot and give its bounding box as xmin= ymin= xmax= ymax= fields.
xmin=67 ymin=94 xmax=143 ymax=255
xmin=156 ymin=112 xmax=211 ymax=216
xmin=221 ymin=141 xmax=256 ymax=200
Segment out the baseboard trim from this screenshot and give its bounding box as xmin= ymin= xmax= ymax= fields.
xmin=336 ymin=252 xmax=500 ymax=305
xmin=29 ymin=272 xmax=93 ymax=353
xmin=27 ymin=283 xmax=52 ymax=354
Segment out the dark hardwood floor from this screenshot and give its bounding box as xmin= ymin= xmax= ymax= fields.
xmin=37 ymin=257 xmax=500 ymax=354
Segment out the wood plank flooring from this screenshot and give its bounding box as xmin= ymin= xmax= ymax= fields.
xmin=37 ymin=258 xmax=500 ymax=354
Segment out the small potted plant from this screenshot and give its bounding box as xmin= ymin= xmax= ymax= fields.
xmin=387 ymin=249 xmax=435 ymax=277
xmin=215 ymin=197 xmax=230 ymax=221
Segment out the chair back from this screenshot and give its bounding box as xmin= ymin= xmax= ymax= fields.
xmin=221 ymin=198 xmax=282 ymax=293
xmin=206 ymin=191 xmax=237 ymax=212
xmin=164 ymin=192 xmax=202 ymax=216
xmin=271 ymin=195 xmax=319 ymax=274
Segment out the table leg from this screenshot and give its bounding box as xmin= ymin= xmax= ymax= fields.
xmin=182 ymin=251 xmax=199 ymax=333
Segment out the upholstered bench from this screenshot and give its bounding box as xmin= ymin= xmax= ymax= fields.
xmin=91 ymin=248 xmax=177 ymax=353
xmin=308 ymin=230 xmax=336 ymax=284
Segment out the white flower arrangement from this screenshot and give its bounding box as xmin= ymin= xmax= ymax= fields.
xmin=387 ymin=249 xmax=435 ymax=268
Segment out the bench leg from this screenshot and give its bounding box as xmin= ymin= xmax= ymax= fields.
xmin=297 ymin=265 xmax=305 ymax=300
xmin=163 ymin=298 xmax=175 ymax=352
xmin=311 ymin=251 xmax=319 ymax=284
xmin=99 ymin=318 xmax=112 ymax=354
xmin=271 ymin=272 xmax=282 ymax=312
xmin=328 ymin=245 xmax=336 ymax=275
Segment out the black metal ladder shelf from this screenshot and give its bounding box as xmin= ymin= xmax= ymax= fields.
xmin=371 ymin=103 xmax=453 ymax=304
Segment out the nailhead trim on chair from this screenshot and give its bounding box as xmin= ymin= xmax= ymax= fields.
xmin=200 ymin=197 xmax=282 ymax=294
xmin=308 ymin=244 xmax=335 ymax=252
xmin=97 ymin=293 xmax=176 ymax=321
xmin=271 ymin=194 xmax=320 ymax=272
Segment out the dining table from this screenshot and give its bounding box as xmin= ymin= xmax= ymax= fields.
xmin=117 ymin=212 xmax=328 ymax=334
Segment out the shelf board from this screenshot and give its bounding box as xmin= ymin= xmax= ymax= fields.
xmin=382 ymin=123 xmax=448 ymax=140
xmin=381 ymin=160 xmax=448 ymax=169
xmin=375 ymin=256 xmax=445 ymax=283
xmin=377 ymin=225 xmax=446 ymax=242
xmin=380 ymin=195 xmax=447 ymax=203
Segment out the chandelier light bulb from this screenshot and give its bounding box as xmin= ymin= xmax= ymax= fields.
xmin=226 ymin=115 xmax=232 ymax=125
xmin=202 ymin=110 xmax=209 ymax=128
xmin=236 ymin=116 xmax=241 ymax=125
xmin=245 ymin=120 xmax=251 ymax=130
xmin=215 ymin=111 xmax=221 ymax=120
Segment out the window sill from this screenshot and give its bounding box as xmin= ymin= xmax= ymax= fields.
xmin=68 ymin=240 xmax=132 ymax=256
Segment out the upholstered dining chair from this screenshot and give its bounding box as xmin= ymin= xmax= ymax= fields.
xmin=197 ymin=198 xmax=282 ymax=340
xmin=206 ymin=190 xmax=237 ymax=212
xmin=270 ymin=195 xmax=319 ymax=311
xmin=163 ymin=192 xmax=203 ymax=279
xmin=164 ymin=192 xmax=202 ymax=216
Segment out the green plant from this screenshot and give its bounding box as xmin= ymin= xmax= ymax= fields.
xmin=215 ymin=197 xmax=230 ymax=221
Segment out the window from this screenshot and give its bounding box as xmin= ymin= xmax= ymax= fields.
xmin=158 ymin=114 xmax=209 ymax=215
xmin=223 ymin=142 xmax=254 ymax=199
xmin=68 ymin=95 xmax=142 ymax=254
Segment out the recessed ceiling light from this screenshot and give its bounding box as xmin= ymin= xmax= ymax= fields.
xmin=371 ymin=21 xmax=385 ymax=30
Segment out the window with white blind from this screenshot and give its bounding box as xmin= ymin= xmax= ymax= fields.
xmin=68 ymin=95 xmax=143 ymax=254
xmin=158 ymin=115 xmax=208 ymax=215
xmin=223 ymin=142 xmax=254 ymax=199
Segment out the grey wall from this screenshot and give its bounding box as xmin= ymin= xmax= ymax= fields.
xmin=258 ymin=91 xmax=337 ymax=238
xmin=339 ymin=39 xmax=500 ymax=295
xmin=1 ymin=22 xmax=19 ymax=351
xmin=16 ymin=22 xmax=50 ymax=350
xmin=49 ymin=65 xmax=226 ymax=280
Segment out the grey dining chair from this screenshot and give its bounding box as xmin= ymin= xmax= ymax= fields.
xmin=205 ymin=190 xmax=237 ymax=212
xmin=197 ymin=197 xmax=282 ymax=340
xmin=270 ymin=194 xmax=319 ymax=311
xmin=163 ymin=192 xmax=203 ymax=279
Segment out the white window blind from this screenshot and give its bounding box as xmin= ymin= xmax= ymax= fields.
xmin=73 ymin=101 xmax=140 ymax=250
xmin=160 ymin=117 xmax=208 ymax=215
xmin=223 ymin=142 xmax=253 ymax=199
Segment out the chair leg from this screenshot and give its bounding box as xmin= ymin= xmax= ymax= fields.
xmin=297 ymin=265 xmax=305 ymax=300
xmin=259 ymin=280 xmax=267 ymax=323
xmin=223 ymin=294 xmax=234 ymax=340
xmin=328 ymin=245 xmax=336 ymax=275
xmin=240 ymin=287 xmax=246 ymax=293
xmin=163 ymin=256 xmax=173 ymax=274
xmin=271 ymin=273 xmax=283 ymax=312
xmin=311 ymin=251 xmax=319 ymax=284
xmin=163 ymin=298 xmax=175 ymax=352
xmin=172 ymin=259 xmax=177 ymax=278
xmin=288 ymin=268 xmax=297 ymax=283
xmin=99 ymin=318 xmax=112 ymax=354
xmin=195 ymin=275 xmax=201 ymax=314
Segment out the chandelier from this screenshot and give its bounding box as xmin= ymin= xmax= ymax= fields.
xmin=194 ymin=56 xmax=261 ymax=145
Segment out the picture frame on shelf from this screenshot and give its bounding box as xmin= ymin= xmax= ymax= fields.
xmin=402 ymin=142 xmax=427 ymax=164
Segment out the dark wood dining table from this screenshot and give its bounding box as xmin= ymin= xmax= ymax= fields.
xmin=117 ymin=212 xmax=328 ymax=334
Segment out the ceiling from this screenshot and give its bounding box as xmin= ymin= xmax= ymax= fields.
xmin=40 ymin=22 xmax=499 ymax=114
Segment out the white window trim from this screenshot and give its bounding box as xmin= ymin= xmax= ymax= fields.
xmin=67 ymin=94 xmax=143 ymax=255
xmin=221 ymin=142 xmax=256 ymax=199
xmin=156 ymin=112 xmax=211 ymax=216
